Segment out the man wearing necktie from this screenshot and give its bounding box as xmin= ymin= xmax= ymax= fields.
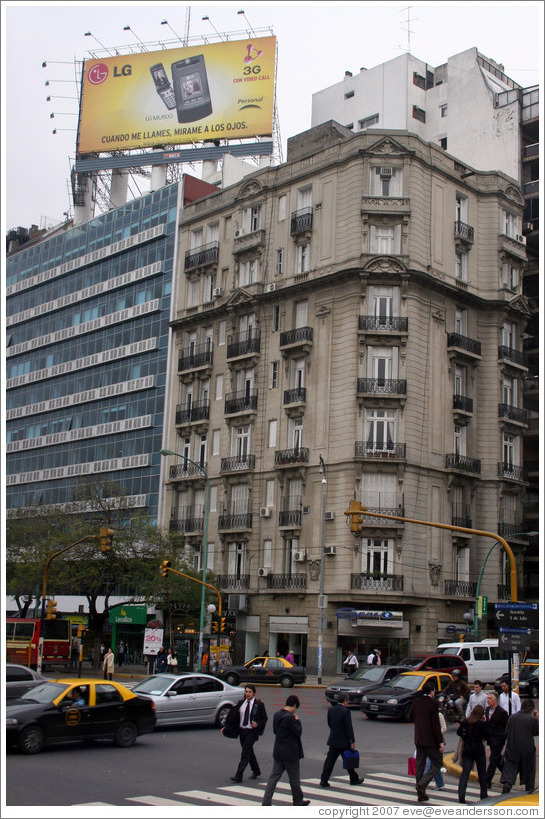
xmin=230 ymin=683 xmax=268 ymax=783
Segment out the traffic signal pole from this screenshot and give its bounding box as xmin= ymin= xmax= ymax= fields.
xmin=160 ymin=562 xmax=222 ymax=616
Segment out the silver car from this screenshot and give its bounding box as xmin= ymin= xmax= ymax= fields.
xmin=132 ymin=673 xmax=243 ymax=727
xmin=6 ymin=664 xmax=49 ymax=700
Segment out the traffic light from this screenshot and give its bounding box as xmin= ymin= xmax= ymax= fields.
xmin=220 ymin=617 xmax=226 ymax=633
xmin=77 ymin=624 xmax=86 ymax=638
xmin=99 ymin=526 xmax=114 ymax=552
xmin=211 ymin=620 xmax=218 ymax=633
xmin=345 ymin=499 xmax=366 ymax=534
xmin=46 ymin=600 xmax=57 ymax=620
xmin=160 ymin=559 xmax=171 ymax=578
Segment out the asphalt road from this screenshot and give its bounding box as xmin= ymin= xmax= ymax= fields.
xmin=6 ymin=686 xmax=424 ymax=807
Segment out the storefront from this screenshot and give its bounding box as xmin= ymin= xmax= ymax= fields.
xmin=336 ymin=608 xmax=409 ymax=670
xmin=268 ymin=615 xmax=308 ymax=666
xmin=109 ymin=604 xmax=149 ymax=663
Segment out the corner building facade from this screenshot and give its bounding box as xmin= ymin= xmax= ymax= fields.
xmin=163 ymin=123 xmax=530 ymax=674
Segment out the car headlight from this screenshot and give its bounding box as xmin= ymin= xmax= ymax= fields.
xmin=6 ymin=718 xmax=19 ymax=725
xmin=354 ymin=689 xmax=364 ymax=695
xmin=387 ymin=698 xmax=398 ymax=704
xmin=361 ymin=695 xmax=368 ymax=702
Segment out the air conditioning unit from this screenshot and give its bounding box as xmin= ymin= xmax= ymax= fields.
xmin=260 ymin=506 xmax=271 ymax=518
xmin=293 ymin=550 xmax=307 ymax=563
xmin=515 ymin=234 xmax=527 ymax=245
xmin=212 ymin=288 xmax=223 ymax=298
xmin=266 ymin=283 xmax=277 ymax=293
xmin=324 ymin=511 xmax=335 ymax=521
xmin=258 ymin=567 xmax=270 ymax=577
xmin=227 ymin=593 xmax=248 ymax=611
xmin=324 ymin=545 xmax=336 ymax=556
xmin=523 ymin=221 xmax=534 ymax=232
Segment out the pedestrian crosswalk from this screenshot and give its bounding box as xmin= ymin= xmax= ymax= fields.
xmin=74 ymin=772 xmax=484 ymax=807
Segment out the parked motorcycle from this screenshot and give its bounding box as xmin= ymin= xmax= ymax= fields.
xmin=438 ymin=694 xmax=461 ymax=724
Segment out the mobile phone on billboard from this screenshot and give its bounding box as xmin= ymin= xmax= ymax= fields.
xmin=149 ymin=63 xmax=176 ymax=110
xmin=171 ymin=55 xmax=213 ymax=123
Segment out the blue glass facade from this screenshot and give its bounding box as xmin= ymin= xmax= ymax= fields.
xmin=6 ymin=184 xmax=181 ymax=521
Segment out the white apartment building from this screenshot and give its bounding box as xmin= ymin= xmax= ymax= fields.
xmin=162 ymin=122 xmax=530 ymax=675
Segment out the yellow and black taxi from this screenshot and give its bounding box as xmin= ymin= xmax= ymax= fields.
xmin=360 ymin=671 xmax=453 ymax=722
xmin=216 ymin=656 xmax=307 ymax=688
xmin=6 ymin=678 xmax=156 ymax=754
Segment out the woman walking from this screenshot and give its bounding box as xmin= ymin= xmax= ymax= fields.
xmin=457 ymin=704 xmax=488 ymax=803
xmin=102 ymin=646 xmax=115 ymax=680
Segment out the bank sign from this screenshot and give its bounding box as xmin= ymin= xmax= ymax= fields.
xmin=78 ymin=36 xmax=276 ymax=153
xmin=336 ymin=608 xmax=403 ymax=626
xmin=109 ymin=605 xmax=148 ymax=625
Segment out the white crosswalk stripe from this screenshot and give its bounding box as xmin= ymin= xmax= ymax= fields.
xmin=72 ymin=772 xmax=484 ymax=807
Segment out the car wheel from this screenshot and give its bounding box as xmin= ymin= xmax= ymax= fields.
xmin=403 ymin=704 xmax=413 ymax=723
xmin=216 ymin=705 xmax=232 ymax=727
xmin=114 ymin=721 xmax=138 ymax=748
xmin=18 ymin=725 xmax=45 ymax=755
xmin=225 ymin=673 xmax=238 ymax=687
xmin=365 ymin=713 xmax=378 ymax=720
xmin=280 ymin=675 xmax=294 ymax=688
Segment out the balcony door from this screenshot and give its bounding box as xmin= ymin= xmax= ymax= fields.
xmin=361 ymin=538 xmax=394 ymax=581
xmin=365 ymin=409 xmax=396 ymax=452
xmin=284 ymin=537 xmax=300 ymax=575
xmin=367 ymin=346 xmax=397 ymax=384
xmin=230 ymin=483 xmax=249 ymax=516
xmin=227 ymin=542 xmax=246 ymax=578
xmin=360 ymin=472 xmax=397 ymax=510
xmin=288 ymin=417 xmax=304 ymax=451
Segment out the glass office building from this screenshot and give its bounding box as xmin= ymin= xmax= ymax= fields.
xmin=6 ymin=183 xmax=181 ymax=521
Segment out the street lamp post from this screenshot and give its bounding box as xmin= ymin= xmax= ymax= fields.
xmin=317 ymin=456 xmax=327 ymax=685
xmin=160 ymin=448 xmax=210 ymax=672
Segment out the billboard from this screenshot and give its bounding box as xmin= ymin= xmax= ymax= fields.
xmin=77 ymin=36 xmax=276 ymax=154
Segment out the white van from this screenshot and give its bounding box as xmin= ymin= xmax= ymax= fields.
xmin=435 ymin=639 xmax=509 ymax=684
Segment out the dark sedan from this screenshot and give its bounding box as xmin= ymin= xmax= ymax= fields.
xmin=6 ymin=678 xmax=156 ymax=754
xmin=360 ymin=671 xmax=453 ymax=722
xmin=325 ymin=665 xmax=411 ymax=706
xmin=495 ymin=663 xmax=539 ymax=699
xmin=6 ymin=664 xmax=50 ymax=700
xmin=216 ymin=656 xmax=306 ymax=688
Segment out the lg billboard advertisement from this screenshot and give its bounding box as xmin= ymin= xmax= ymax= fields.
xmin=77 ymin=36 xmax=276 ymax=154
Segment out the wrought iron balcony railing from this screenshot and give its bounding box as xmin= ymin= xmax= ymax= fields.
xmin=358 ymin=315 xmax=408 ymax=332
xmin=283 ymin=387 xmax=307 ymax=405
xmin=445 ymin=454 xmax=481 ymax=474
xmin=178 ymin=343 xmax=213 ymax=372
xmin=267 ymin=573 xmax=307 ymax=590
xmin=169 ymin=505 xmax=204 ymax=534
xmin=279 ymin=326 xmax=314 ymax=347
xmin=444 ymin=579 xmax=478 ymax=598
xmin=447 ymin=333 xmax=482 ymax=356
xmin=175 ymin=400 xmax=210 ymax=426
xmin=169 ymin=461 xmax=207 ymax=480
xmin=227 ymin=330 xmax=261 ymax=359
xmin=498 ymin=346 xmax=527 ymax=367
xmin=453 ymin=394 xmax=473 ymax=413
xmin=275 ymin=447 xmax=309 ymax=466
xmin=350 ymin=573 xmax=404 ymax=591
xmin=220 ymin=454 xmax=256 ymax=473
xmin=184 ymin=242 xmax=219 ymax=270
xmin=215 ymin=574 xmax=250 ymax=590
xmin=218 ymin=512 xmax=253 ymax=530
xmin=290 ymin=207 xmax=313 ymax=234
xmin=357 ymin=378 xmax=407 ymax=395
xmin=498 ymin=403 xmax=528 ymax=424
xmin=452 ymin=503 xmax=472 ymax=528
xmin=354 ymin=441 xmax=406 ymax=460
xmin=498 ymin=462 xmax=528 ymax=482
xmin=278 ymin=509 xmax=302 ymax=527
xmin=224 ymin=389 xmax=258 ymax=415
xmin=454 ymin=220 xmax=475 ymax=243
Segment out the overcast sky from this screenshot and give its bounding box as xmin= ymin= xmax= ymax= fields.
xmin=2 ymin=1 xmax=542 ymax=231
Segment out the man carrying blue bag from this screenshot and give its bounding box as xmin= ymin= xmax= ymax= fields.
xmin=320 ymin=694 xmax=364 ymax=787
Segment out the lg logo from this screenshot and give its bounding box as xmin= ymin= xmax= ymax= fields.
xmin=88 ymin=63 xmax=132 ymax=84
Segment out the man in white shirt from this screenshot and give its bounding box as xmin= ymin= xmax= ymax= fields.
xmin=499 ymin=680 xmax=521 ymax=715
xmin=465 ymin=680 xmax=488 ymax=717
xmin=343 ymin=650 xmax=359 ymax=676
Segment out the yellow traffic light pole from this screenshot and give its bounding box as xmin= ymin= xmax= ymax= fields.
xmin=37 ymin=531 xmax=113 ymax=674
xmin=160 ymin=562 xmax=223 ymax=616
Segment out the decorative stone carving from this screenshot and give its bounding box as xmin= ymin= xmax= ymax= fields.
xmin=308 ymin=559 xmax=321 ymax=581
xmin=428 ymin=564 xmax=441 ymax=586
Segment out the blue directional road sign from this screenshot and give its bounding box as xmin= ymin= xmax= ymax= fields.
xmin=494 ymin=603 xmax=538 ymax=629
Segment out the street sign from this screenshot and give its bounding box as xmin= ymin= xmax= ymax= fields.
xmin=494 ymin=602 xmax=539 ymax=629
xmin=498 ymin=628 xmax=533 ymax=652
xmin=478 ymin=596 xmax=488 ymax=618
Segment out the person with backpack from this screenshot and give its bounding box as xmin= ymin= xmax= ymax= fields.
xmin=227 ymin=683 xmax=268 ymax=783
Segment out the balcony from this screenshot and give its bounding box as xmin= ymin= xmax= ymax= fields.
xmin=169 ymin=461 xmax=208 ymax=481
xmin=498 ymin=462 xmax=528 ymax=482
xmin=283 ymin=387 xmax=306 ymax=408
xmin=184 ymin=242 xmax=219 ymax=271
xmin=354 ymin=441 xmax=406 ymax=461
xmin=357 ymin=378 xmax=407 ymax=396
xmin=169 ymin=506 xmax=204 ymax=534
xmin=452 ymin=503 xmax=472 ymax=529
xmin=453 ymin=394 xmax=473 ymax=414
xmin=444 ymin=579 xmax=478 ymax=598
xmin=267 ymin=573 xmax=307 ymax=590
xmin=227 ymin=330 xmax=261 ymax=360
xmin=178 ymin=343 xmax=213 ymax=374
xmin=290 ymin=207 xmax=313 ymax=236
xmin=278 ymin=504 xmax=302 ymax=528
xmin=447 ymin=333 xmax=482 ymax=359
xmin=224 ymin=388 xmax=258 ymax=416
xmin=498 ymin=403 xmax=528 ymax=425
xmin=275 ymin=447 xmax=309 ymax=467
xmin=350 ymin=573 xmax=404 ymax=591
xmin=361 ymin=499 xmax=405 ymax=526
xmin=498 ymin=346 xmax=527 ymax=369
xmin=220 ymin=454 xmax=256 ymax=474
xmin=218 ymin=511 xmax=253 ymax=531
xmin=233 ymin=228 xmax=266 ymax=255
xmin=175 ymin=400 xmax=210 ymax=427
xmin=361 ymin=195 xmax=411 ymax=216
xmin=215 ymin=574 xmax=250 ymax=590
xmin=498 ymin=233 xmax=527 ymax=262
xmin=497 ymin=521 xmax=526 ymax=537
xmin=279 ymin=326 xmax=314 ymax=353
xmin=454 ymin=220 xmax=475 ymax=245
xmin=445 ymin=454 xmax=481 ymax=475
xmin=358 ymin=315 xmax=408 ymax=334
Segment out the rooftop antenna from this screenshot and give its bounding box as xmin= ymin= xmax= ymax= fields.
xmin=237 ymin=9 xmax=256 ymax=37
xmin=399 ymin=6 xmax=416 ymax=54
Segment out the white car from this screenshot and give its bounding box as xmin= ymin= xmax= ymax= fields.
xmin=132 ymin=673 xmax=243 ymax=727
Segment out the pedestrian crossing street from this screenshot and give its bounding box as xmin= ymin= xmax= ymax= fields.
xmin=74 ymin=772 xmax=483 ymax=807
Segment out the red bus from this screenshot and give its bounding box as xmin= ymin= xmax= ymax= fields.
xmin=6 ymin=618 xmax=70 ymax=670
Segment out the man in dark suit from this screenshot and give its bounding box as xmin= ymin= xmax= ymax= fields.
xmin=484 ymin=690 xmax=508 ymax=788
xmin=227 ymin=683 xmax=268 ymax=782
xmin=320 ymin=694 xmax=364 ymax=787
xmin=261 ymin=695 xmax=310 ymax=806
xmin=409 ymin=681 xmax=444 ymax=802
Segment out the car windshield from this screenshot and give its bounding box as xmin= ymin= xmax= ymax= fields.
xmin=19 ymin=682 xmax=69 ymax=703
xmin=436 ymin=648 xmax=458 ymax=655
xmin=386 ymin=674 xmax=426 ymax=691
xmin=400 ymin=657 xmax=427 ymax=667
xmin=351 ymin=666 xmax=385 ymax=681
xmin=133 ymin=675 xmax=177 ymax=694
xmin=520 ymin=666 xmax=538 ymax=680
